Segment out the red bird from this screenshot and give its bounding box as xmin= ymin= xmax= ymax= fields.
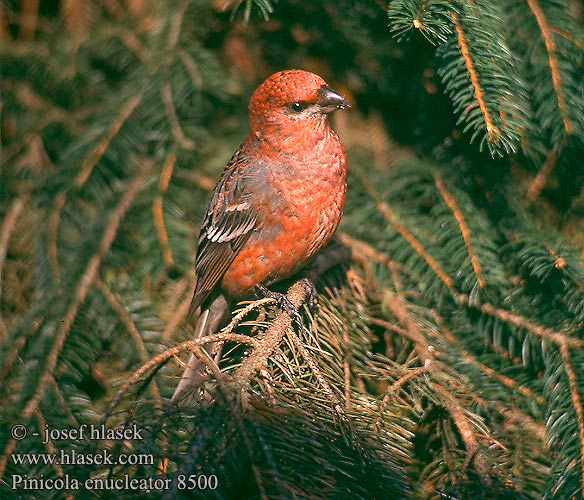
xmin=173 ymin=69 xmax=349 ymax=399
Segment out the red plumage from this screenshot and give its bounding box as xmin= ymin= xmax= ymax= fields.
xmin=173 ymin=69 xmax=349 ymax=399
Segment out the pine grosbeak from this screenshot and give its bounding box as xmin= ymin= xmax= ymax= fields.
xmin=173 ymin=69 xmax=349 ymax=399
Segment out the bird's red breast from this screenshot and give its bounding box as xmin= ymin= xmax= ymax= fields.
xmin=220 ymin=128 xmax=347 ymax=296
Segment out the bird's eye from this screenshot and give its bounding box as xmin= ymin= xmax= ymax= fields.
xmin=290 ymin=102 xmax=307 ymax=113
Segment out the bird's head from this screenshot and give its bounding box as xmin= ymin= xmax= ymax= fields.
xmin=248 ymin=69 xmax=349 ymax=140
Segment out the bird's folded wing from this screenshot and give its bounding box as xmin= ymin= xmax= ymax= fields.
xmin=188 ymin=151 xmax=257 ymax=317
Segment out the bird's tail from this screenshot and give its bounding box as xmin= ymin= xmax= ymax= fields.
xmin=171 ymin=293 xmax=229 ymax=404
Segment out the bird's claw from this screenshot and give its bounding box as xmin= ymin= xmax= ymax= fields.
xmin=255 ymin=284 xmax=303 ymax=324
xmin=279 ymin=295 xmax=304 ymax=324
xmin=297 ymin=278 xmax=319 ymax=315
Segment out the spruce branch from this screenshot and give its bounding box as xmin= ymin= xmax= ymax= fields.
xmin=152 ymin=146 xmax=178 ymax=269
xmin=549 ymin=25 xmax=583 ymax=48
xmin=161 ymin=80 xmax=196 ymax=151
xmin=166 ymin=0 xmax=190 ymax=50
xmin=455 ymin=293 xmax=583 ymax=348
xmin=340 ymin=318 xmax=352 ymax=410
xmin=49 ymin=376 xmax=80 ymax=429
xmin=74 ymin=95 xmax=143 ymax=189
xmin=224 ymin=0 xmax=275 ymax=21
xmin=160 ymin=280 xmax=197 ymax=343
xmin=431 ymin=381 xmax=490 ymax=483
xmin=431 ymin=309 xmax=547 ymax=406
xmin=17 ymin=0 xmax=39 ymax=39
xmin=544 ymin=346 xmax=584 ymax=498
xmin=0 ymin=175 xmax=142 ymax=479
xmin=94 ymin=277 xmax=163 ymax=409
xmin=507 ymin=0 xmax=584 ymax=146
xmin=0 ymin=196 xmax=27 ymax=325
xmin=451 ymin=11 xmax=499 ymax=145
xmin=48 ymin=193 xmax=65 ymax=283
xmin=286 ymin=327 xmax=343 ymax=415
xmin=383 ymin=291 xmax=492 ymax=482
xmin=382 ymin=365 xmax=428 ymax=401
xmin=525 ymin=0 xmax=573 ymax=136
xmin=223 ymin=297 xmax=276 ymax=333
xmin=46 ymin=94 xmax=143 ymax=283
xmin=559 ymin=343 xmax=584 ymax=494
xmin=118 ymin=30 xmax=149 ymax=62
xmin=434 ymin=173 xmax=485 ymax=288
xmin=437 ymin=1 xmax=531 ymax=156
xmin=527 ymin=146 xmax=559 ymax=202
xmin=338 ymin=232 xmax=403 ymax=272
xmin=0 ymin=321 xmax=32 ymax=382
xmin=233 ymin=282 xmax=308 ymax=405
xmin=388 ymin=0 xmax=454 ymax=44
xmin=102 ymin=332 xmax=261 ymax=423
xmin=177 ymin=49 xmax=204 ymax=90
xmin=12 ymin=82 xmax=87 ymax=132
xmin=355 ymin=166 xmax=454 ymax=289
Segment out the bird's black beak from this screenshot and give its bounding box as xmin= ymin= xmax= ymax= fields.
xmin=317 ymin=85 xmax=350 ymax=113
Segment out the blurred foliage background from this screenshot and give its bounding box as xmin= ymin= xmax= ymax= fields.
xmin=1 ymin=0 xmax=583 ymax=499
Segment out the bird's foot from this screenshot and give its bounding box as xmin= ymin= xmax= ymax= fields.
xmin=255 ymin=284 xmax=303 ymax=324
xmin=296 ymin=278 xmax=319 ymax=315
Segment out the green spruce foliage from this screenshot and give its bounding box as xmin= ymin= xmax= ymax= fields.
xmin=1 ymin=1 xmax=583 ymax=499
